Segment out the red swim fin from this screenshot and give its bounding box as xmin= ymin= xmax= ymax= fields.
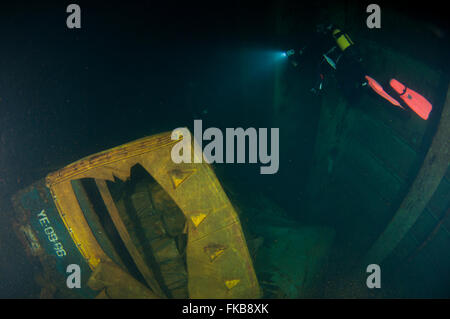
xmin=365 ymin=75 xmax=403 ymax=109
xmin=389 ymin=79 xmax=432 ymax=120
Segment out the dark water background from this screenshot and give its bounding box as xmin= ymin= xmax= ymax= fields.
xmin=0 ymin=0 xmax=448 ymax=298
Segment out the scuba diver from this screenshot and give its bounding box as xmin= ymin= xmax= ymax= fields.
xmin=285 ymin=24 xmax=432 ymax=120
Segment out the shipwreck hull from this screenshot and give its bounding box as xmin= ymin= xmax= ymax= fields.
xmin=11 ymin=130 xmax=260 ymax=299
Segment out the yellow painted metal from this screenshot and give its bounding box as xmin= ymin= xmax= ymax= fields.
xmin=45 ymin=131 xmax=260 ymax=298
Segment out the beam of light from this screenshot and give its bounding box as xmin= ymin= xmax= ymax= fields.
xmin=227 ymin=49 xmax=290 ymax=84
xmin=268 ymin=50 xmax=290 ymax=63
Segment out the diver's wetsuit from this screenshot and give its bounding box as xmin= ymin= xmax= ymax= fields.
xmin=288 ymin=24 xmax=367 ymax=103
xmin=335 ymin=43 xmax=367 ymax=104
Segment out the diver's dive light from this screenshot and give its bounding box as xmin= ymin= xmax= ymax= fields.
xmin=285 ymin=49 xmax=295 ymax=57
xmin=283 ymin=48 xmax=304 ymax=68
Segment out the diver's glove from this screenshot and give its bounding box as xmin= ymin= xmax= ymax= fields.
xmin=286 ymin=46 xmax=306 ymax=68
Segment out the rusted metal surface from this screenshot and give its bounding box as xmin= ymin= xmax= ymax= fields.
xmin=364 ymin=84 xmax=450 ymax=265
xmin=42 ymin=130 xmax=260 ymax=298
xmin=95 ymin=178 xmax=167 ymax=298
xmin=113 ymin=176 xmax=189 ymax=298
xmin=87 ymin=261 xmax=159 ymax=299
xmin=11 ymin=179 xmax=98 ymax=298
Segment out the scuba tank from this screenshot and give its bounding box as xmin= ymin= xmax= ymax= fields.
xmin=332 ymin=28 xmax=354 ymax=52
